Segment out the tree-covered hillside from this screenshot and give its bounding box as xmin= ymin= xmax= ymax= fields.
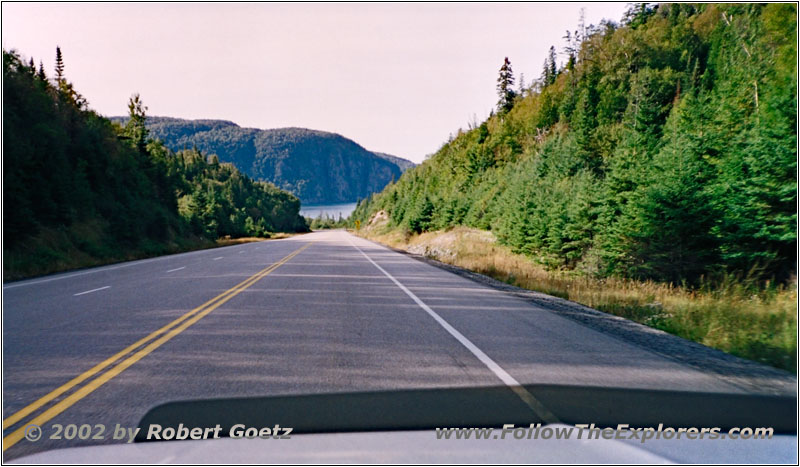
xmin=112 ymin=117 xmax=415 ymax=205
xmin=354 ymin=3 xmax=796 ymax=285
xmin=4 ymin=49 xmax=307 ymax=279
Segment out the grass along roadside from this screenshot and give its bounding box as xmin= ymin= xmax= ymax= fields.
xmin=215 ymin=232 xmax=298 ymax=246
xmin=355 ymin=225 xmax=797 ymax=373
xmin=3 ymin=225 xmax=304 ymax=282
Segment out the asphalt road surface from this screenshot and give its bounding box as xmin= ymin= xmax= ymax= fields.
xmin=2 ymin=230 xmax=795 ymax=460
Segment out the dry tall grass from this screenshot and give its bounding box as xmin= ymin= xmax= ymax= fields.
xmin=358 ymin=226 xmax=797 ymax=372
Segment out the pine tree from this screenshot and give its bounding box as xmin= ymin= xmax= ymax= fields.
xmin=541 ymin=46 xmax=558 ymax=86
xmin=54 ymin=46 xmax=64 ymax=83
xmin=618 ymin=94 xmax=719 ymax=282
xmin=623 ymin=3 xmax=655 ymax=29
xmin=125 ymin=93 xmax=149 ymax=153
xmin=496 ymin=57 xmax=517 ymax=114
xmin=37 ymin=61 xmax=47 ymax=81
xmin=563 ymin=29 xmax=580 ymax=70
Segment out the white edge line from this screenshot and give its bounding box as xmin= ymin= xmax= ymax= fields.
xmin=347 ymin=235 xmax=559 ymax=424
xmin=73 ymin=286 xmax=111 ymax=296
xmin=166 ymin=267 xmax=186 ymax=273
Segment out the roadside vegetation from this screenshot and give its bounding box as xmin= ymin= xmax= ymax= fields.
xmin=307 ymin=213 xmax=349 ymax=230
xmin=352 ymin=4 xmax=797 ymax=371
xmin=3 ymin=48 xmax=308 ymax=280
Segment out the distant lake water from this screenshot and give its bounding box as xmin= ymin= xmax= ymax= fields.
xmin=300 ymin=202 xmax=357 ymax=219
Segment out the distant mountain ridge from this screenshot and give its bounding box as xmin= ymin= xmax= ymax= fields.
xmin=110 ymin=116 xmax=415 ymax=204
xmin=372 ymin=152 xmax=416 ymax=172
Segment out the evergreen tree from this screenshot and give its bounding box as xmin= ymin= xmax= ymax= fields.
xmin=562 ymin=31 xmax=580 ymax=71
xmin=615 ymin=94 xmax=719 ymax=282
xmin=623 ymin=3 xmax=656 ymax=29
xmin=54 ymin=46 xmax=64 ymax=83
xmin=49 ymin=47 xmax=87 ymax=108
xmin=541 ymin=46 xmax=558 ymax=86
xmin=496 ymin=57 xmax=517 ymax=113
xmin=125 ymin=93 xmax=149 ymax=153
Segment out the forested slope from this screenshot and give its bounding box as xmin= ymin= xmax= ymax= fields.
xmin=113 ymin=117 xmax=415 ymax=205
xmin=3 ymin=50 xmax=307 ymax=279
xmin=354 ymin=3 xmax=796 ymax=285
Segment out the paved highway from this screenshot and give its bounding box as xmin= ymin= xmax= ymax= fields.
xmin=2 ymin=230 xmax=795 ymax=460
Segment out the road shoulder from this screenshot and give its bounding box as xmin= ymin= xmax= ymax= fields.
xmin=358 ymin=235 xmax=797 ymax=396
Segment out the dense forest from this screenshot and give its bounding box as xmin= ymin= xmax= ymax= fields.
xmin=353 ymin=3 xmax=796 ymax=286
xmin=112 ymin=117 xmax=415 ymax=204
xmin=3 ymin=49 xmax=307 ymax=279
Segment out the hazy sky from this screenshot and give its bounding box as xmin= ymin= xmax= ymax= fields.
xmin=3 ymin=3 xmax=628 ymax=163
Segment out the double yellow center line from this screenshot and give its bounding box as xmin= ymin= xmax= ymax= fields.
xmin=3 ymin=243 xmax=310 ymax=451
